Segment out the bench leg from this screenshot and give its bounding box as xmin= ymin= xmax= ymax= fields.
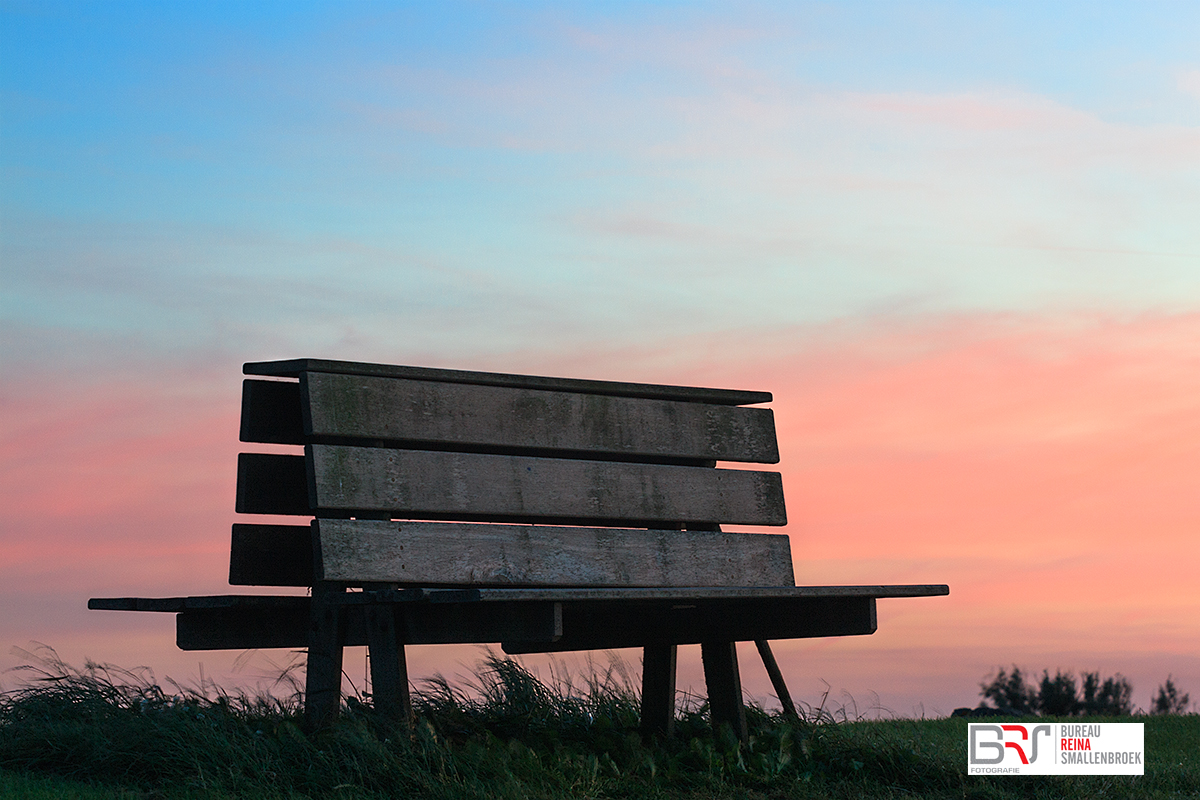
xmin=755 ymin=640 xmax=798 ymax=719
xmin=640 ymin=644 xmax=677 ymax=739
xmin=367 ymin=605 xmax=411 ymax=726
xmin=701 ymin=641 xmax=747 ymax=743
xmin=304 ymin=585 xmax=346 ymax=730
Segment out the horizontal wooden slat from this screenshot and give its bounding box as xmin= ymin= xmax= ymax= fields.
xmin=465 ymin=584 xmax=950 ymax=601
xmin=230 ymin=524 xmax=313 ymax=586
xmin=88 ymin=584 xmax=947 ymax=613
xmin=91 ymin=593 xmax=413 ymax=613
xmin=235 ymin=453 xmax=310 ymax=515
xmin=309 ymin=445 xmax=786 ymax=526
xmin=315 ymin=520 xmax=794 ymax=587
xmin=176 ymin=601 xmax=562 ymax=650
xmin=89 ymin=598 xmax=141 ymax=611
xmin=247 ymin=359 xmax=772 ymax=406
xmin=502 ymin=596 xmax=877 ymax=653
xmin=301 ymin=372 xmax=778 ymax=464
xmin=240 ymin=380 xmax=304 ymax=445
xmin=288 ymin=583 xmax=949 ymax=604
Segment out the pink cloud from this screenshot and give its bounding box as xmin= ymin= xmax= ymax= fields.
xmin=839 ymin=90 xmax=1093 ymax=133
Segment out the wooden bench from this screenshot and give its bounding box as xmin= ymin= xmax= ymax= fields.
xmin=91 ymin=358 xmax=948 ymax=739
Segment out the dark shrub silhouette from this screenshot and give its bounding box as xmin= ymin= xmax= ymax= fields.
xmin=1152 ymin=676 xmax=1191 ymax=715
xmin=980 ymin=666 xmax=1037 ymax=713
xmin=1080 ymin=671 xmax=1132 ymax=716
xmin=1037 ymin=670 xmax=1080 ymax=716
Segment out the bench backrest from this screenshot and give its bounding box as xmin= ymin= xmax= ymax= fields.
xmin=232 ymin=359 xmax=792 ymax=590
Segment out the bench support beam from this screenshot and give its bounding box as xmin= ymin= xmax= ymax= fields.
xmin=701 ymin=641 xmax=747 ymax=743
xmin=640 ymin=644 xmax=677 ymax=739
xmin=367 ymin=605 xmax=411 ymax=726
xmin=755 ymin=640 xmax=798 ymax=719
xmin=305 ymin=585 xmax=347 ymax=731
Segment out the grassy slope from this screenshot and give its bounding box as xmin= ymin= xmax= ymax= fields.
xmin=1 ymin=652 xmax=1197 ymax=800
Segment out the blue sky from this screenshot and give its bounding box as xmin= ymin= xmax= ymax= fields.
xmin=5 ymin=1 xmax=1198 ymax=370
xmin=2 ymin=1 xmax=1198 ymax=713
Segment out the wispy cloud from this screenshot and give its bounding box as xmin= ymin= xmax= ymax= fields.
xmin=1179 ymin=69 xmax=1200 ymax=102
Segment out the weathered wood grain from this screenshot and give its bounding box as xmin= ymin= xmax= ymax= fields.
xmin=246 ymin=359 xmax=772 ymax=406
xmin=308 ymin=445 xmax=786 ymax=526
xmin=301 ymin=372 xmax=778 ymax=464
xmin=315 ymin=520 xmax=794 ymax=587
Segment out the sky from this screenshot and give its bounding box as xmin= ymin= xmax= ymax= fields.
xmin=2 ymin=1 xmax=1198 ymax=717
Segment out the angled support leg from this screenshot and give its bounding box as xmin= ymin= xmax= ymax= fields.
xmin=640 ymin=643 xmax=677 ymax=739
xmin=701 ymin=640 xmax=747 ymax=742
xmin=367 ymin=604 xmax=411 ymax=727
xmin=305 ymin=583 xmax=347 ymax=730
xmin=755 ymin=640 xmax=798 ymax=719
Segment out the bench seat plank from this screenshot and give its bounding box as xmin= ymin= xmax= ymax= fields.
xmin=307 ymin=445 xmax=786 ymax=526
xmin=315 ymin=520 xmax=795 ymax=587
xmin=321 ymin=583 xmax=949 ymax=604
xmin=463 ymin=584 xmax=950 ymax=601
xmin=245 ymin=359 xmax=772 ymax=406
xmin=91 ymin=584 xmax=949 ymax=613
xmin=298 ymin=372 xmax=779 ymax=464
xmin=89 ymin=595 xmax=314 ymax=612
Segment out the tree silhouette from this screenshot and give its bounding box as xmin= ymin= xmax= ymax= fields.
xmin=1038 ymin=670 xmax=1080 ymax=716
xmin=980 ymin=667 xmax=1132 ymax=716
xmin=1080 ymin=671 xmax=1132 ymax=716
xmin=980 ymin=666 xmax=1037 ymax=713
xmin=1152 ymin=676 xmax=1191 ymax=715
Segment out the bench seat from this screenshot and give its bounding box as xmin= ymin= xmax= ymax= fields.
xmin=91 ymin=584 xmax=947 ymax=650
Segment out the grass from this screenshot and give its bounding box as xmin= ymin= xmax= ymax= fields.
xmin=2 ymin=647 xmax=1198 ymax=799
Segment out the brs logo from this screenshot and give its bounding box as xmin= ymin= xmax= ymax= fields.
xmin=969 ymin=724 xmax=1052 ymax=765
